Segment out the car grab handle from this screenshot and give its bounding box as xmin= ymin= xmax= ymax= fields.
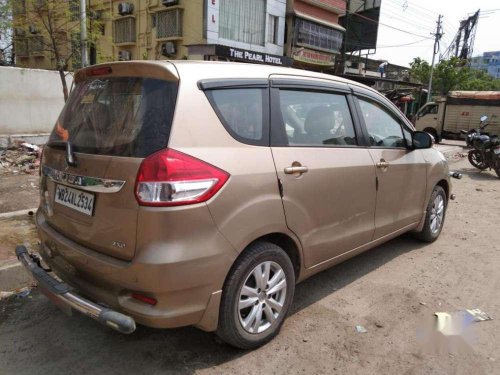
xmin=376 ymin=161 xmax=390 ymax=168
xmin=284 ymin=166 xmax=309 ymax=175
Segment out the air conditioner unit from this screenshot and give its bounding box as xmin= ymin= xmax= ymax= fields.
xmin=161 ymin=42 xmax=176 ymax=56
xmin=162 ymin=0 xmax=179 ymax=6
xmin=118 ymin=50 xmax=132 ymax=61
xmin=118 ymin=3 xmax=134 ymax=16
xmin=14 ymin=28 xmax=26 ymax=37
xmin=29 ymin=25 xmax=38 ymax=34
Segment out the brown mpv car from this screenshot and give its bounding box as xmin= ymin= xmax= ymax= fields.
xmin=17 ymin=61 xmax=451 ymax=349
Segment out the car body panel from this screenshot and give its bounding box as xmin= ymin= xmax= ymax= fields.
xmin=271 ymin=147 xmax=376 ymax=268
xmin=368 ymin=148 xmax=427 ymax=238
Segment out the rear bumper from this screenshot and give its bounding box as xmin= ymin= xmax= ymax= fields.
xmin=34 ymin=208 xmax=237 ymax=331
xmin=15 ymin=245 xmax=136 ymax=334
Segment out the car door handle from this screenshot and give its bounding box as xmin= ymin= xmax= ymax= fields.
xmin=284 ymin=166 xmax=309 ymax=175
xmin=376 ymin=160 xmax=389 ymax=169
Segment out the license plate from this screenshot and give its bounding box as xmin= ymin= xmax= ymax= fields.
xmin=494 ymin=147 xmax=500 ymax=155
xmin=54 ymin=184 xmax=95 ymax=216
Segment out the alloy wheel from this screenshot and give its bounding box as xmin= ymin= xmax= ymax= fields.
xmin=430 ymin=194 xmax=445 ymax=234
xmin=238 ymin=261 xmax=287 ymax=334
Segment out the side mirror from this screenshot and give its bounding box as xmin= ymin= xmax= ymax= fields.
xmin=480 ymin=115 xmax=488 ymax=122
xmin=412 ymin=131 xmax=433 ymax=149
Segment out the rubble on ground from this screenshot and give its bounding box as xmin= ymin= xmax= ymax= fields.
xmin=0 ymin=142 xmax=42 ymax=175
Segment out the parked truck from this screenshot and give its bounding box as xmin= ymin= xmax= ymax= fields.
xmin=414 ymin=91 xmax=500 ymax=142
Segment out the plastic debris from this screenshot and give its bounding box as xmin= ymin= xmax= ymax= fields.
xmin=20 ymin=142 xmax=40 ymax=152
xmin=16 ymin=288 xmax=31 ymax=298
xmin=0 ymin=287 xmax=31 ymax=300
xmin=355 ymin=325 xmax=368 ymax=333
xmin=464 ymin=308 xmax=492 ymax=322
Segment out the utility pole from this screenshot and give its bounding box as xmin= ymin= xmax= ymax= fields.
xmin=338 ymin=0 xmax=351 ymax=75
xmin=427 ymin=14 xmax=443 ymax=102
xmin=80 ymin=0 xmax=88 ymax=67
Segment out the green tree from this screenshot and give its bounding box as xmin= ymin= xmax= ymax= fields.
xmin=409 ymin=57 xmax=431 ymax=85
xmin=410 ymin=56 xmax=500 ymax=97
xmin=431 ymin=57 xmax=469 ymax=95
xmin=13 ymin=0 xmax=104 ymax=100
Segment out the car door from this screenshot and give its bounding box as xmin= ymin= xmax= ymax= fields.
xmin=353 ymin=92 xmax=427 ymax=239
xmin=270 ymin=77 xmax=377 ymax=268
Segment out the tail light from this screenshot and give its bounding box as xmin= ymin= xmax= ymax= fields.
xmin=135 ymin=148 xmax=230 ymax=207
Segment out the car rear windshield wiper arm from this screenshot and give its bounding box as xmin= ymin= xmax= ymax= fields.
xmin=46 ymin=140 xmax=77 ymax=167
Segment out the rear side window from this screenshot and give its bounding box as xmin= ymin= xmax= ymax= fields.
xmin=205 ymin=88 xmax=267 ymax=145
xmin=49 ymin=77 xmax=178 ymax=157
xmin=277 ymin=90 xmax=357 ymax=147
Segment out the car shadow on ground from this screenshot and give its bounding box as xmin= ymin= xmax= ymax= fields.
xmin=459 ymin=167 xmax=499 ymax=181
xmin=1 ymin=234 xmax=428 ymax=374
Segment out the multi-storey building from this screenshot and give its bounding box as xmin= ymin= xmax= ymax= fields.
xmin=284 ymin=0 xmax=346 ymax=71
xmin=13 ymin=0 xmax=207 ymax=70
xmin=186 ymin=0 xmax=291 ymax=66
xmin=471 ymin=51 xmax=500 ymax=79
xmin=12 ymin=0 xmax=345 ymax=71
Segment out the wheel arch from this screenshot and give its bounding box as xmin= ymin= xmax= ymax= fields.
xmin=436 ymin=179 xmax=450 ymax=201
xmin=223 ymin=232 xmax=303 ymax=286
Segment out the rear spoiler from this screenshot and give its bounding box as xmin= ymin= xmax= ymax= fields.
xmin=74 ymin=61 xmax=179 ymax=84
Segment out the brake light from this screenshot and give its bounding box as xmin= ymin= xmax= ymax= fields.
xmin=87 ymin=66 xmax=112 ymax=76
xmin=135 ymin=149 xmax=230 ymax=207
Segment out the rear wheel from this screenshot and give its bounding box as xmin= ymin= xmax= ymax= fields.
xmin=413 ymin=185 xmax=447 ymax=243
xmin=217 ymin=242 xmax=295 ymax=349
xmin=468 ymin=150 xmax=488 ymax=170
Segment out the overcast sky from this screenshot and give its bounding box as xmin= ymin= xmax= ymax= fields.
xmin=371 ymin=0 xmax=499 ymax=67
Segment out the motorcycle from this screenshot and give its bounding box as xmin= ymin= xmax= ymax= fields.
xmin=461 ymin=115 xmax=500 ymax=178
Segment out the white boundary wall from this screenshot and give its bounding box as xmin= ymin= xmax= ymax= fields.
xmin=0 ymin=66 xmax=72 ymax=135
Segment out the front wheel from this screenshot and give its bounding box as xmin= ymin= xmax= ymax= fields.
xmin=217 ymin=242 xmax=295 ymax=349
xmin=468 ymin=150 xmax=488 ymax=170
xmin=413 ymin=185 xmax=447 ymax=243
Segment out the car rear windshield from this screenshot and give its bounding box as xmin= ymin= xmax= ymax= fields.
xmin=48 ymin=77 xmax=178 ymax=157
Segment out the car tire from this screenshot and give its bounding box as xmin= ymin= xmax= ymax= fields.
xmin=413 ymin=185 xmax=447 ymax=243
xmin=216 ymin=241 xmax=295 ymax=349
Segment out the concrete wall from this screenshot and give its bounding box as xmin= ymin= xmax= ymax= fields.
xmin=0 ymin=66 xmax=72 ymax=136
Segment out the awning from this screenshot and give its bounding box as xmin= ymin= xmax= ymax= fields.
xmin=293 ymin=10 xmax=346 ymax=32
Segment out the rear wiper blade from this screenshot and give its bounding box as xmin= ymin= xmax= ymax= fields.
xmin=46 ymin=140 xmax=77 ymax=167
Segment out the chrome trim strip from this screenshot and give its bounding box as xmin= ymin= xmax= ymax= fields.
xmin=42 ymin=165 xmax=126 ymax=193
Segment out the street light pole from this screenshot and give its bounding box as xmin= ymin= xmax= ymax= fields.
xmin=80 ymin=0 xmax=88 ymax=67
xmin=427 ymin=14 xmax=443 ymax=102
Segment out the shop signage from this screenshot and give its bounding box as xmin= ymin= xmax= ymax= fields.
xmin=215 ymin=45 xmax=293 ymax=66
xmin=292 ymin=48 xmax=335 ymax=66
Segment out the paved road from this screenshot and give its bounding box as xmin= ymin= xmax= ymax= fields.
xmin=1 ymin=158 xmax=499 ymax=374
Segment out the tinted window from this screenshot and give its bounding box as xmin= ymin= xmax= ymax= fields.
xmin=49 ymin=77 xmax=178 ymax=157
xmin=207 ymin=88 xmax=265 ymax=143
xmin=278 ymin=90 xmax=357 ymax=147
xmin=358 ymin=98 xmax=406 ymax=148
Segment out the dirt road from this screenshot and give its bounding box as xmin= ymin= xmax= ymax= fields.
xmin=1 ymin=158 xmax=499 ymax=374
